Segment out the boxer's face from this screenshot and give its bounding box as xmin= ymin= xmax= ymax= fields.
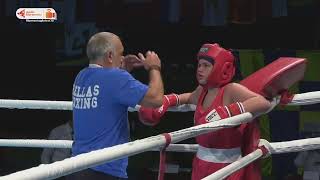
xmin=197 ymin=59 xmax=213 ymax=85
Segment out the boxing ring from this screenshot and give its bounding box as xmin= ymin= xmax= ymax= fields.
xmin=0 ymin=90 xmax=320 ymax=180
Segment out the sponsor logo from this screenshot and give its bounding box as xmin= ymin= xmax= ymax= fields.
xmin=16 ymin=8 xmax=57 ymax=22
xmin=205 ymin=109 xmax=221 ymax=122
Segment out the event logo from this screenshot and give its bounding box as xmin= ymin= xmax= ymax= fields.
xmin=16 ymin=8 xmax=57 ymax=22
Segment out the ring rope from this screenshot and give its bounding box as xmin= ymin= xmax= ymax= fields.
xmin=0 ymin=99 xmax=196 ymax=112
xmin=203 ymin=137 xmax=320 ymax=180
xmin=0 ymin=139 xmax=72 ymax=148
xmin=202 ymin=148 xmax=264 ymax=180
xmin=2 ymin=137 xmax=320 ymax=154
xmin=0 ymin=113 xmax=253 ymax=180
xmin=0 ymin=139 xmax=199 ymax=152
xmin=0 ymin=91 xmax=319 ymax=111
xmin=2 ymin=137 xmax=320 ymax=179
xmin=286 ymin=91 xmax=320 ymax=105
xmin=0 ymin=99 xmax=72 ymax=110
xmin=1 ymin=91 xmax=320 ymax=179
xmin=2 ymin=119 xmax=320 ymax=179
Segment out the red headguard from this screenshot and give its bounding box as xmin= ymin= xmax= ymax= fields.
xmin=197 ymin=43 xmax=235 ymax=88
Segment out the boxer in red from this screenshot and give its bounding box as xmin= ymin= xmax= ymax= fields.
xmin=138 ymin=43 xmax=273 ymax=179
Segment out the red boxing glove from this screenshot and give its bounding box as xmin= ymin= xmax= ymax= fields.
xmin=138 ymin=94 xmax=180 ymax=126
xmin=205 ymin=102 xmax=245 ymax=122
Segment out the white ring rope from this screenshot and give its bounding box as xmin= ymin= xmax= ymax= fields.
xmin=2 ymin=137 xmax=320 ymax=154
xmin=0 ymin=113 xmax=253 ymax=180
xmin=0 ymin=99 xmax=73 ymax=110
xmin=202 ymin=149 xmax=264 ymax=180
xmin=0 ymin=139 xmax=73 ymax=149
xmin=262 ymin=137 xmax=320 ymax=154
xmin=287 ymin=91 xmax=320 ymax=105
xmin=0 ymin=139 xmax=199 ymax=153
xmin=203 ymin=137 xmax=320 ymax=180
xmin=3 ymin=137 xmax=320 ymax=180
xmin=0 ymin=99 xmax=196 ymax=112
xmin=0 ymin=139 xmax=200 ymax=153
xmin=0 ymin=91 xmax=319 ymax=111
xmin=1 ymin=91 xmax=319 ymax=179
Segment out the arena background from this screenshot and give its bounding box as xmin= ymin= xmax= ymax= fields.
xmin=0 ymin=0 xmax=319 ymax=179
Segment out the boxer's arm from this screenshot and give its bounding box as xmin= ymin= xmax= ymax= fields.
xmin=224 ymin=83 xmax=271 ymax=117
xmin=138 ymin=86 xmax=201 ymax=126
xmin=178 ymin=86 xmax=202 ymax=105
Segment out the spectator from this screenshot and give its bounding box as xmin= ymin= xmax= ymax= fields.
xmin=41 ymin=119 xmax=73 ymax=164
xmin=41 ymin=119 xmax=73 ymax=180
